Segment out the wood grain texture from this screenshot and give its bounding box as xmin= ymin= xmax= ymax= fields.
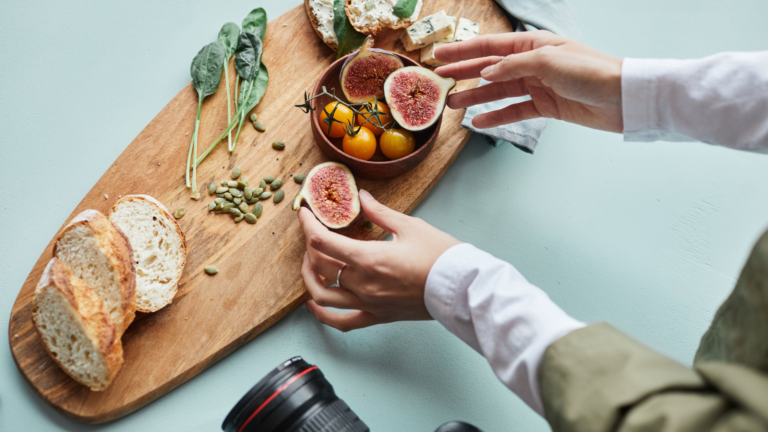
xmin=8 ymin=1 xmax=512 ymax=424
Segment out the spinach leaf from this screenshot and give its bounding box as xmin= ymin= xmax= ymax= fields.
xmin=393 ymin=0 xmax=419 ymax=18
xmin=218 ymin=22 xmax=240 ymax=57
xmin=191 ymin=41 xmax=226 ymax=97
xmin=242 ymin=8 xmax=267 ymax=41
xmin=333 ymin=0 xmax=367 ymax=58
xmin=234 ymin=32 xmax=263 ymax=82
xmin=186 ymin=41 xmax=225 ymax=193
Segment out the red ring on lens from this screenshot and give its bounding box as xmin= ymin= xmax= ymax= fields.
xmin=237 ymin=366 xmax=319 ymax=432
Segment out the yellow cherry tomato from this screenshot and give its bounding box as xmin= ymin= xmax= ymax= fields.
xmin=319 ymin=102 xmax=355 ymax=138
xmin=380 ymin=129 xmax=416 ymax=160
xmin=342 ymin=127 xmax=377 ymax=160
xmin=356 ymin=101 xmax=392 ymax=136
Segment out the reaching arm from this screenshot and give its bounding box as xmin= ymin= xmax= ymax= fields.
xmin=435 ymin=32 xmax=768 ymax=151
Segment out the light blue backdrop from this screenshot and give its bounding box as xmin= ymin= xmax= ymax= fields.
xmin=2 ymin=0 xmax=767 ymax=430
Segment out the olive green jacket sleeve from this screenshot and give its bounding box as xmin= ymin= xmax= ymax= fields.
xmin=540 ymin=229 xmax=768 ymax=432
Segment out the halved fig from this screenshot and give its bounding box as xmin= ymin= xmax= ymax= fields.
xmin=292 ymin=162 xmax=361 ymax=229
xmin=340 ymin=36 xmax=404 ymax=103
xmin=384 ymin=66 xmax=456 ymax=131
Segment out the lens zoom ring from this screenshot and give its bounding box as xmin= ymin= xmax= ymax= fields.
xmin=296 ymin=400 xmax=369 ymax=432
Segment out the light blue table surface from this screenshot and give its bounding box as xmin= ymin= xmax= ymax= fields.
xmin=2 ymin=0 xmax=768 ymax=430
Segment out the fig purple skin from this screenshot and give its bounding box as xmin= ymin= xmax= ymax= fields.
xmin=340 ymin=36 xmax=404 ymax=103
xmin=384 ymin=66 xmax=456 ymax=132
xmin=293 ymin=162 xmax=361 ymax=229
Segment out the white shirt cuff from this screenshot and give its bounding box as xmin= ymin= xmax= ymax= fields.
xmin=424 ymin=243 xmax=585 ymax=416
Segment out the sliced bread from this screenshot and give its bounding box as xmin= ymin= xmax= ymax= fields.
xmin=31 ymin=258 xmax=124 ymax=391
xmin=108 ymin=195 xmax=187 ymax=313
xmin=53 ymin=209 xmax=136 ymax=336
xmin=345 ymin=0 xmax=423 ymax=35
xmin=305 ymin=0 xmax=338 ymax=51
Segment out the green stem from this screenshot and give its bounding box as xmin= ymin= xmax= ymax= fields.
xmin=191 ymin=95 xmax=203 ymax=193
xmin=224 ymin=59 xmax=233 ymax=153
xmin=231 ymin=80 xmax=254 ymax=153
xmin=185 ymin=93 xmax=203 ymax=188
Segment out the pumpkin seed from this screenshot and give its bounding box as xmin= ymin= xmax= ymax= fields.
xmin=247 ymin=197 xmax=258 ymax=204
xmin=272 ymin=141 xmax=285 ymax=150
xmin=293 ymin=174 xmax=305 ymax=184
xmin=224 ymin=192 xmax=233 ymax=201
xmin=259 ymin=179 xmax=267 ymax=190
xmin=230 ymin=188 xmax=243 ymax=197
xmin=253 ymin=187 xmax=264 ymax=196
xmin=259 ymin=191 xmax=272 ymax=200
xmin=239 ymin=202 xmax=249 ymax=214
xmin=208 ymin=201 xmax=217 ymax=211
xmin=253 ymin=121 xmax=266 ymax=132
xmin=221 ymin=181 xmax=229 ymax=186
xmin=215 ymin=197 xmax=228 ymax=204
xmin=209 ymin=181 xmax=217 ymax=195
xmin=217 ymin=193 xmax=226 ymax=198
xmin=227 ymin=181 xmax=239 ymax=188
xmin=233 ymin=197 xmax=242 ymax=205
xmin=216 ymin=187 xmax=228 ymax=194
xmin=264 ymin=176 xmax=274 ymax=183
xmin=215 ymin=202 xmax=223 ymax=211
xmin=252 ymin=202 xmax=263 ymax=217
xmin=232 ymin=167 xmax=241 ymax=179
xmin=273 ymin=190 xmax=285 ymax=203
xmin=270 ymin=178 xmax=283 ymax=191
xmin=364 ymin=221 xmax=374 ymax=231
xmin=249 ymin=113 xmax=258 ymax=122
xmin=237 ymin=180 xmax=247 ymax=190
xmin=204 ymin=266 xmax=218 ymax=275
xmin=241 ymin=176 xmax=249 ymax=186
xmin=231 ymin=208 xmax=242 ymax=217
xmin=221 ymin=203 xmax=235 ymax=212
xmin=244 ymin=213 xmax=257 ymax=224
xmin=234 ymin=214 xmax=245 ymax=223
xmin=174 ymin=207 xmax=186 ymax=219
xmin=190 ymin=192 xmax=201 ymax=200
xmin=244 ymin=188 xmax=253 ymax=200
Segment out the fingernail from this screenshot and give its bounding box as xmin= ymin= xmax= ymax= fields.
xmin=359 ymin=189 xmax=373 ymax=201
xmin=480 ymin=65 xmax=494 ymax=76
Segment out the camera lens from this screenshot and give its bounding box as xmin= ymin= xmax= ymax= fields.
xmin=222 ymin=356 xmax=369 ymax=432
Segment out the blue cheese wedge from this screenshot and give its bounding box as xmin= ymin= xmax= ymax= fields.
xmin=437 ymin=17 xmax=480 ymax=43
xmin=400 ymin=11 xmax=455 ymax=52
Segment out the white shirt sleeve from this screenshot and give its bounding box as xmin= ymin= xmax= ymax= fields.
xmin=424 ymin=243 xmax=585 ymax=415
xmin=622 ymin=51 xmax=768 ymax=151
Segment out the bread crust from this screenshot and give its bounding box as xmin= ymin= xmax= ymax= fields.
xmin=345 ymin=0 xmax=420 ymax=35
xmin=305 ymin=0 xmax=338 ymax=51
xmin=53 ymin=210 xmax=136 ymax=336
xmin=108 ymin=195 xmax=187 ymax=313
xmin=32 ymin=259 xmax=124 ymax=391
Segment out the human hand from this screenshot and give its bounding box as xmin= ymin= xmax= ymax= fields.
xmin=297 ymin=190 xmax=461 ymax=331
xmin=434 ymin=31 xmax=624 ymax=133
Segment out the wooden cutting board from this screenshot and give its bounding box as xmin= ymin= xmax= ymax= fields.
xmin=8 ymin=1 xmax=512 ymax=424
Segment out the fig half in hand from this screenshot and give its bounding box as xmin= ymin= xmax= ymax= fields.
xmin=293 ymin=162 xmax=361 ymax=229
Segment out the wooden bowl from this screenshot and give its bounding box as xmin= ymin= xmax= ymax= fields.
xmin=310 ymin=53 xmax=442 ymax=179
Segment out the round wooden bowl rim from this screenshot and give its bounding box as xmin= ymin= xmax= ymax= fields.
xmin=310 ymin=52 xmax=440 ymax=166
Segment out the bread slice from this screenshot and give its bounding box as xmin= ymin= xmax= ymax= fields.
xmin=345 ymin=0 xmax=423 ymax=35
xmin=53 ymin=210 xmax=136 ymax=336
xmin=31 ymin=258 xmax=124 ymax=391
xmin=108 ymin=195 xmax=187 ymax=313
xmin=305 ymin=0 xmax=338 ymax=51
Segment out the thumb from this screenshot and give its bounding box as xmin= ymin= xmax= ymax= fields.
xmin=359 ymin=189 xmax=408 ymax=234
